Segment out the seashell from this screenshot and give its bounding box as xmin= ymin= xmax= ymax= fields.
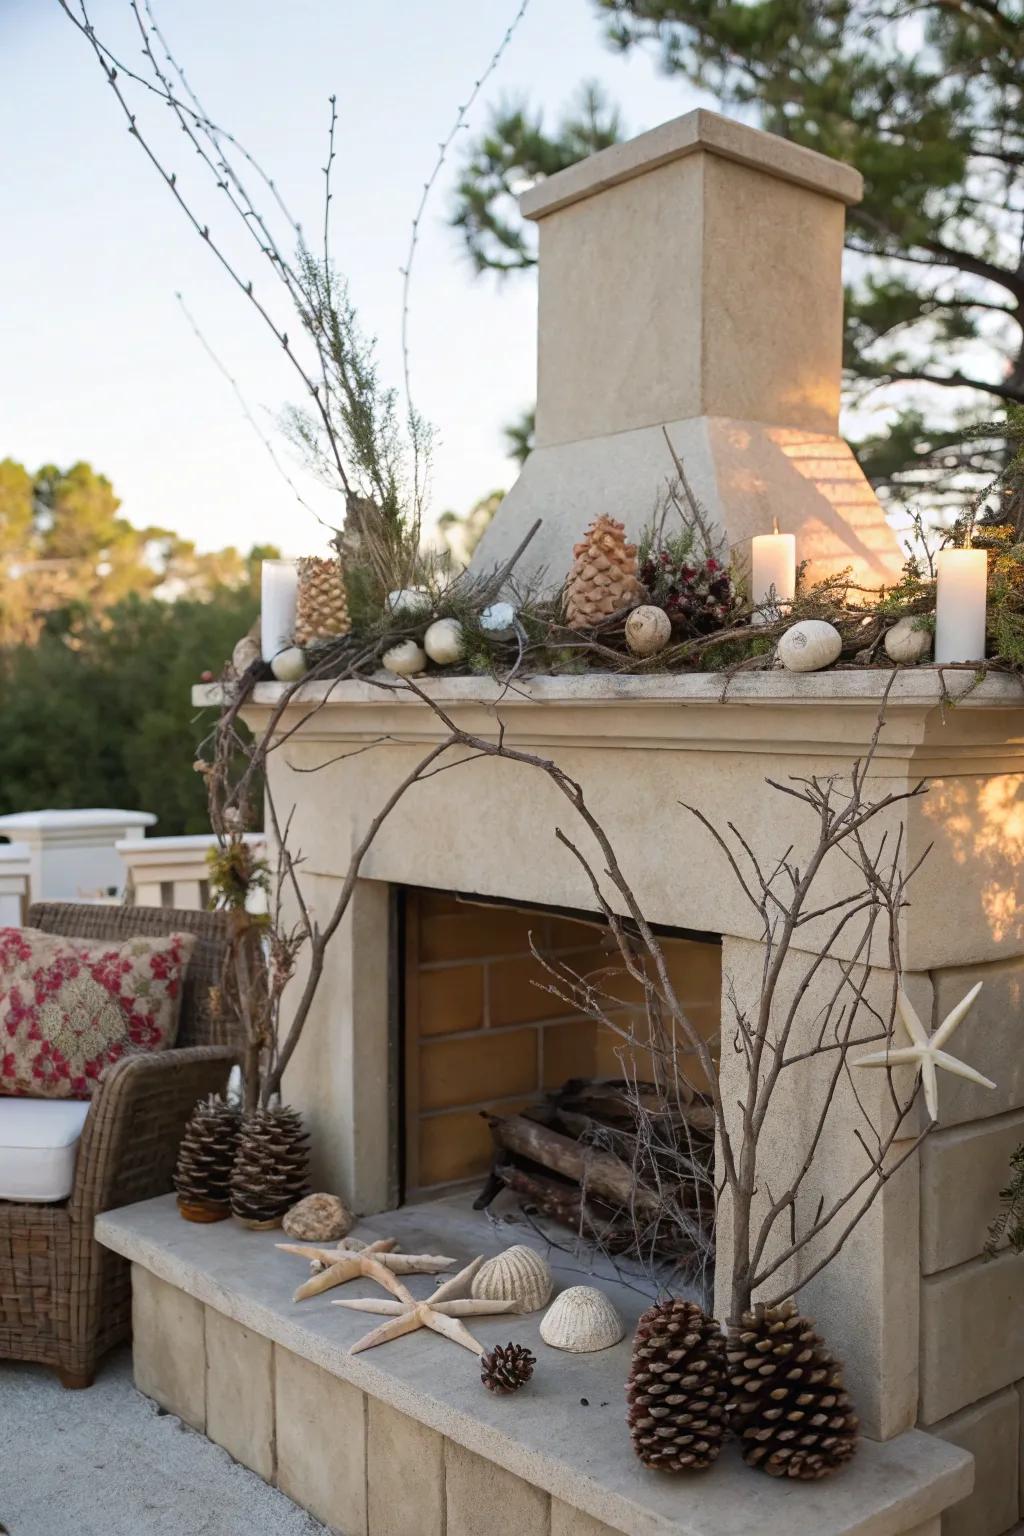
xmin=777 ymin=619 xmax=842 ymax=673
xmin=383 ymin=640 xmax=427 ymax=677
xmin=884 ymin=617 xmax=932 ymax=664
xmin=282 ymin=1193 xmax=353 ymax=1242
xmin=232 ymin=633 xmax=261 ymax=675
xmin=624 ymin=605 xmax=671 ymax=658
xmin=270 ymin=646 xmax=307 ymax=682
xmin=480 ymin=601 xmax=516 ymax=640
xmin=386 ymin=587 xmax=432 ymax=618
xmin=471 ymin=1245 xmax=554 ymax=1314
xmin=423 ymin=617 xmax=465 ymax=666
xmin=539 ymin=1285 xmax=624 ymax=1352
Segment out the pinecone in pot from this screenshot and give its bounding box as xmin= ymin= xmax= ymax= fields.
xmin=564 ymin=515 xmax=645 ymax=629
xmin=174 ymin=1094 xmax=241 ymax=1222
xmin=727 ymin=1298 xmax=859 ymax=1479
xmin=627 ymin=1299 xmax=727 ymax=1472
xmin=230 ymin=1104 xmax=311 ymax=1228
xmin=294 ymin=555 xmax=351 ymax=646
xmin=480 ymin=1342 xmax=536 ymax=1394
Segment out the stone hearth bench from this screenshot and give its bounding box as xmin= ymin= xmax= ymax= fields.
xmin=97 ymin=1195 xmax=971 ymax=1536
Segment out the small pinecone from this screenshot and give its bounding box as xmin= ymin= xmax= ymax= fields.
xmin=480 ymin=1342 xmax=536 ymax=1394
xmin=564 ymin=515 xmax=644 ymax=629
xmin=727 ymin=1299 xmax=859 ymax=1480
xmin=230 ymin=1104 xmax=311 ymax=1225
xmin=294 ymin=556 xmax=351 ymax=646
xmin=627 ymin=1299 xmax=728 ymax=1472
xmin=174 ymin=1094 xmax=241 ymax=1211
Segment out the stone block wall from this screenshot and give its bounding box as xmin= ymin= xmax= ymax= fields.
xmin=918 ymin=959 xmax=1024 ymax=1536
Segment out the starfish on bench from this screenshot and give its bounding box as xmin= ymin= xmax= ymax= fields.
xmin=276 ymin=1237 xmax=457 ymax=1302
xmin=332 ymin=1255 xmax=517 ymax=1355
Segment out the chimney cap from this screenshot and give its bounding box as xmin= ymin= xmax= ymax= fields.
xmin=519 ymin=108 xmax=863 ymax=221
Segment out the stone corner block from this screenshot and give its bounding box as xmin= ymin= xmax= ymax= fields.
xmin=445 ymin=1439 xmax=549 ymax=1536
xmin=928 ymin=1386 xmax=1018 ymax=1536
xmin=204 ymin=1306 xmax=273 ymax=1482
xmin=550 ymin=1500 xmax=621 ymax=1536
xmin=275 ymin=1345 xmax=367 ymax=1536
xmin=921 ymin=1113 xmax=1024 ymax=1274
xmin=131 ymin=1262 xmax=205 ymax=1432
xmin=920 ymin=1252 xmax=1024 ymax=1424
xmin=366 ymin=1395 xmax=444 ymax=1536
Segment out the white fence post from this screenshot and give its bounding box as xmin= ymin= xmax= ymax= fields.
xmin=0 ymin=810 xmax=157 ymax=904
xmin=0 ymin=842 xmax=32 ymax=925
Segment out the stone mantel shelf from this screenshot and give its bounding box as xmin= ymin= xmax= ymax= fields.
xmin=98 ymin=1194 xmax=971 ymax=1536
xmin=194 ymin=670 xmax=1024 ymax=772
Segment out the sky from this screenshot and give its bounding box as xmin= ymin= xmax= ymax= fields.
xmin=0 ymin=1 xmax=704 ymax=557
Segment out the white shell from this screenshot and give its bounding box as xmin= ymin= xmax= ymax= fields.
xmin=423 ymin=618 xmax=465 ymax=666
xmin=383 ymin=640 xmax=427 ymax=677
xmin=480 ymin=601 xmax=516 ymax=640
xmin=232 ymin=634 xmax=261 ymax=674
xmin=777 ymin=619 xmax=842 ymax=673
xmin=470 ymin=1245 xmax=554 ymax=1313
xmin=386 ymin=587 xmax=431 ymax=618
xmin=539 ymin=1285 xmax=624 ymax=1352
xmin=270 ymin=646 xmax=307 ymax=682
xmin=884 ymin=617 xmax=932 ymax=664
xmin=624 ymin=605 xmax=671 ymax=657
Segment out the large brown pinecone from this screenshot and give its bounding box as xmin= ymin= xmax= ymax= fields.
xmin=294 ymin=556 xmax=351 ymax=646
xmin=230 ymin=1104 xmax=311 ymax=1226
xmin=564 ymin=515 xmax=644 ymax=629
xmin=480 ymin=1342 xmax=536 ymax=1394
xmin=627 ymin=1299 xmax=728 ymax=1472
xmin=727 ymin=1299 xmax=859 ymax=1479
xmin=174 ymin=1094 xmax=241 ymax=1213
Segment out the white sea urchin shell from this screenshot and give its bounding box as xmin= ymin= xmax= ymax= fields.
xmin=539 ymin=1285 xmax=624 ymax=1352
xmin=470 ymin=1245 xmax=554 ymax=1313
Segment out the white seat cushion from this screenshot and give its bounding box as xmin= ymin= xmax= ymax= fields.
xmin=0 ymin=1098 xmax=90 ymax=1201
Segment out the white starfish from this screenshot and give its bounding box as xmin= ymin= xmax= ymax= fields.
xmin=855 ymin=982 xmax=995 ymax=1121
xmin=331 ymin=1255 xmax=516 ymax=1356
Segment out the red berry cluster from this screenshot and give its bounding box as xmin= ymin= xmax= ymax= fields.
xmin=639 ymin=551 xmax=737 ymax=637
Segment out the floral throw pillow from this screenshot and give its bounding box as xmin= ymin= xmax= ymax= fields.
xmin=0 ymin=926 xmax=196 ymax=1099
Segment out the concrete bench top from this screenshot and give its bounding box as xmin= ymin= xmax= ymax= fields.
xmin=97 ymin=1193 xmax=971 ymax=1536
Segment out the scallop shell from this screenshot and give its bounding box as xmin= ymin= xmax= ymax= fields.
xmin=539 ymin=1285 xmax=624 ymax=1352
xmin=777 ymin=619 xmax=842 ymax=673
xmin=470 ymin=1245 xmax=554 ymax=1313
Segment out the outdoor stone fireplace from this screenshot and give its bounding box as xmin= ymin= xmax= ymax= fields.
xmin=109 ymin=108 xmax=1024 ymax=1535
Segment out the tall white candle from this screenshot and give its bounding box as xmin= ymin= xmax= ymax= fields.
xmin=260 ymin=559 xmax=299 ymax=661
xmin=935 ymin=548 xmax=987 ymax=664
xmin=751 ymin=520 xmax=796 ymax=624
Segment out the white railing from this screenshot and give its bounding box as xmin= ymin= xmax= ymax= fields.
xmin=0 ymin=809 xmax=156 ymax=905
xmin=117 ymin=833 xmax=267 ymax=912
xmin=0 ymin=842 xmax=32 ymax=926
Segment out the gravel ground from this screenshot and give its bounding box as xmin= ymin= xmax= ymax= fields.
xmin=0 ymin=1348 xmax=328 ymax=1536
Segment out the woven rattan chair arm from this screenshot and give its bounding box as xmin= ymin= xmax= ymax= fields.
xmin=69 ymin=1045 xmax=239 ymax=1221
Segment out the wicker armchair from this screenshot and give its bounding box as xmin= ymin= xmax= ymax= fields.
xmin=0 ymin=902 xmax=241 ymax=1387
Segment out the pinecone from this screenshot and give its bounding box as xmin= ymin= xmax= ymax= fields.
xmin=174 ymin=1094 xmax=241 ymax=1218
xmin=294 ymin=556 xmax=351 ymax=646
xmin=564 ymin=515 xmax=645 ymax=629
xmin=627 ymin=1299 xmax=728 ymax=1472
xmin=230 ymin=1104 xmax=311 ymax=1227
xmin=727 ymin=1299 xmax=859 ymax=1479
xmin=480 ymin=1342 xmax=536 ymax=1394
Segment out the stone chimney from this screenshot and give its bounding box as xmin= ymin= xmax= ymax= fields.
xmin=473 ymin=109 xmax=904 ymax=590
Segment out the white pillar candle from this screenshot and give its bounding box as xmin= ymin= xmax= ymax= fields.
xmin=751 ymin=521 xmax=796 ymax=624
xmin=260 ymin=559 xmax=299 ymax=661
xmin=935 ymin=548 xmax=987 ymax=664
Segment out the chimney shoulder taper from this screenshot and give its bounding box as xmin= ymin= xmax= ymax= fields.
xmin=472 ymin=109 xmax=904 ymax=591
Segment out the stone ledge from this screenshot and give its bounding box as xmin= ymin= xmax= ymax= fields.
xmin=97 ymin=1194 xmax=972 ymax=1536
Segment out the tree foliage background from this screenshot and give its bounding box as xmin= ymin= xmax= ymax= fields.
xmin=0 ymin=458 xmax=265 ymax=833
xmin=451 ymin=0 xmax=1024 ymax=524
